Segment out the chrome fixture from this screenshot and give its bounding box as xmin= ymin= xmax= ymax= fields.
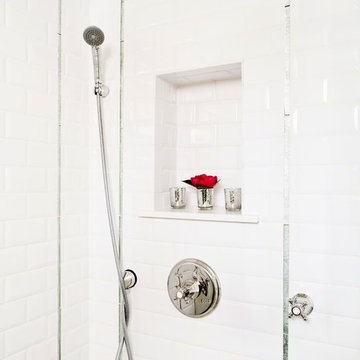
xmin=288 ymin=293 xmax=314 ymax=321
xmin=123 ymin=269 xmax=137 ymax=289
xmin=83 ymin=26 xmax=109 ymax=97
xmin=83 ymin=26 xmax=135 ymax=360
xmin=168 ymin=258 xmax=221 ymax=318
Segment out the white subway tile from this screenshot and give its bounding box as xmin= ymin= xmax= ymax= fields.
xmin=196 ymin=146 xmax=240 ymax=169
xmin=0 ymin=194 xmax=27 ymax=220
xmin=0 ymin=139 xmax=27 ymax=166
xmin=290 ymin=165 xmax=360 ymax=195
xmin=292 ymin=78 xmax=325 ymax=107
xmin=327 ymin=76 xmax=360 ymax=103
xmin=243 ymin=110 xmax=283 ymax=138
xmin=0 ymin=299 xmax=26 ymax=332
xmin=27 ymin=91 xmax=57 ymax=119
xmin=242 ymin=166 xmax=283 ymax=193
xmin=216 ymin=248 xmax=282 ymax=279
xmin=211 ymin=300 xmax=282 ymax=335
xmin=290 ymin=224 xmax=360 ymax=256
xmin=27 ymin=193 xmax=57 ymax=217
xmin=27 ymin=289 xmax=57 ymax=320
xmin=197 ymin=100 xmax=238 ymax=123
xmin=5 ymin=113 xmax=51 ymax=143
xmin=244 ymin=55 xmax=283 ymax=84
xmin=177 ymin=82 xmax=215 ymax=103
xmin=222 ymin=273 xmax=282 ymax=307
xmin=215 ymin=78 xmax=242 ymax=100
xmin=131 ymin=310 xmax=281 ymax=358
xmin=62 ymin=281 xmax=88 ymax=308
xmin=243 ymin=83 xmax=269 ymax=112
xmin=0 ymin=27 xmax=27 ymax=60
xmin=0 ymin=246 xmax=27 ymax=276
xmin=5 ymin=58 xmax=47 ymax=92
xmin=4 ymin=218 xmax=46 ymax=246
xmin=4 ymin=318 xmax=47 ymax=356
xmin=5 ymin=269 xmax=47 ymax=301
xmin=296 ymin=104 xmax=358 ymax=135
xmin=291 ymin=338 xmax=360 ymax=360
xmin=4 ymin=351 xmax=27 ymax=360
xmin=243 ymin=138 xmax=282 ymax=166
xmin=62 ymin=303 xmax=84 ymax=332
xmin=5 ymin=167 xmax=47 ymax=193
xmin=27 ymin=242 xmax=57 ymax=269
xmin=216 ymin=123 xmax=242 ymax=146
xmin=27 ymin=338 xmax=57 ymax=360
xmin=177 ymin=104 xmax=196 ymax=124
xmin=28 ymin=0 xmax=58 ymax=22
xmin=291 ymin=252 xmax=360 ymax=287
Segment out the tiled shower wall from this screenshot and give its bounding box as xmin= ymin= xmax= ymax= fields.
xmin=288 ymin=2 xmax=360 ymax=359
xmin=1 ymin=1 xmax=360 ymax=360
xmin=0 ymin=0 xmax=121 ymax=358
xmin=0 ymin=1 xmax=60 ymax=358
xmin=123 ymin=0 xmax=285 ymax=359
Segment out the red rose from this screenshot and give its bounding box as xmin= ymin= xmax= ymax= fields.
xmin=190 ymin=174 xmax=218 ymax=188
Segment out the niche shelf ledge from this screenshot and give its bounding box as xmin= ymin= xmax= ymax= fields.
xmin=138 ymin=207 xmax=259 ymax=224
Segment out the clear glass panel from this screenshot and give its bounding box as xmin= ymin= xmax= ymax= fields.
xmin=289 ymin=1 xmax=360 ymax=358
xmin=60 ymin=0 xmax=122 ymax=358
xmin=122 ymin=0 xmax=285 ymax=358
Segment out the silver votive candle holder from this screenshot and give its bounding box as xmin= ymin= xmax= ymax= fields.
xmin=169 ymin=187 xmax=186 ymax=209
xmin=224 ymin=188 xmax=242 ymax=211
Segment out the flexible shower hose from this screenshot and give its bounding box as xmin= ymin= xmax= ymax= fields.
xmin=96 ymin=93 xmax=133 ymax=360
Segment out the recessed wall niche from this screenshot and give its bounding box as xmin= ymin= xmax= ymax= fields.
xmin=154 ymin=63 xmax=242 ymax=209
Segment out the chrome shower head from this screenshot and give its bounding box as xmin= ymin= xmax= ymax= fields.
xmin=83 ymin=26 xmax=105 ymax=47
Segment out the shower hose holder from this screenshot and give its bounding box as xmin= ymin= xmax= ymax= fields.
xmin=94 ymin=79 xmax=109 ymax=97
xmin=123 ymin=269 xmax=137 ymax=290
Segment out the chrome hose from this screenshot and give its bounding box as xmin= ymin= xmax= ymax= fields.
xmin=96 ymin=93 xmax=132 ymax=360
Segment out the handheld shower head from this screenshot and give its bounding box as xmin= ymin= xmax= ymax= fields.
xmin=83 ymin=26 xmax=109 ymax=96
xmin=83 ymin=26 xmax=105 ymax=47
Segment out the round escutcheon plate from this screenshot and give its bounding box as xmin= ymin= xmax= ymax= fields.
xmin=167 ymin=258 xmax=221 ymax=318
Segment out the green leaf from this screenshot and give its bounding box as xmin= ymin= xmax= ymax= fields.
xmin=182 ymin=179 xmax=196 ymax=188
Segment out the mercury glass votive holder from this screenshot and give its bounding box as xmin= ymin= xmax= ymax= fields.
xmin=224 ymin=188 xmax=242 ymax=211
xmin=197 ymin=188 xmax=214 ymax=209
xmin=169 ymin=187 xmax=186 ymax=209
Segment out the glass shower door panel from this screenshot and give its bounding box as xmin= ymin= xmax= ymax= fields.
xmin=288 ymin=2 xmax=360 ymax=359
xmin=60 ymin=0 xmax=123 ymax=358
xmin=122 ymin=0 xmax=284 ymax=359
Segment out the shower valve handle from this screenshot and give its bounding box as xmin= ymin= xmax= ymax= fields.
xmin=175 ymin=280 xmax=201 ymax=304
xmin=288 ymin=293 xmax=314 ymax=321
xmin=175 ymin=269 xmax=208 ymax=304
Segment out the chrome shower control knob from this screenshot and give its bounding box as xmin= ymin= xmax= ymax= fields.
xmin=168 ymin=259 xmax=220 ymax=318
xmin=288 ymin=293 xmax=314 ymax=321
xmin=175 ymin=278 xmax=202 ymax=303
